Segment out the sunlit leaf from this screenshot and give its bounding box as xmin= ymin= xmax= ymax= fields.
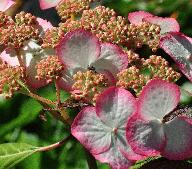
xmin=0 ymin=143 xmax=38 ymax=169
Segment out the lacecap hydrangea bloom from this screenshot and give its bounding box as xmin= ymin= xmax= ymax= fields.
xmin=126 ymin=79 xmax=192 ymax=160
xmin=71 ymin=87 xmax=145 ymax=169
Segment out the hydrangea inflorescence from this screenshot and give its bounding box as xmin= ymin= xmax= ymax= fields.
xmin=0 ymin=0 xmax=192 ymax=169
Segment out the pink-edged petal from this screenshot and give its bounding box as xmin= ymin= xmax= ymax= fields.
xmin=37 ymin=17 xmax=53 ymax=34
xmin=162 ymin=116 xmax=192 ymax=160
xmin=0 ymin=0 xmax=15 ymax=11
xmin=94 ymin=139 xmax=134 ymax=169
xmin=56 ymin=29 xmax=100 ymax=70
xmin=138 ymin=79 xmax=180 ymax=120
xmin=71 ymin=106 xmax=112 ymax=155
xmin=59 ymin=66 xmax=85 ymax=91
xmin=128 ymin=11 xmax=153 ymax=25
xmin=25 ymin=56 xmax=47 ymax=89
xmin=96 ymin=87 xmax=136 ymax=128
xmin=91 ymin=43 xmax=128 ymax=77
xmin=21 ymin=39 xmax=55 ymax=88
xmin=143 ymin=16 xmax=180 ymax=34
xmin=126 ymin=112 xmax=165 ymax=157
xmin=57 ymin=75 xmax=73 ymax=91
xmin=160 ymin=32 xmax=192 ymax=81
xmin=0 ymin=49 xmax=19 ymax=66
xmin=39 ymin=0 xmax=61 ymax=10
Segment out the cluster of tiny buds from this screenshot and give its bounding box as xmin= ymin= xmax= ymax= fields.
xmin=0 ymin=24 xmax=39 ymax=49
xmin=35 ymin=56 xmax=65 ymax=83
xmin=122 ymin=48 xmax=140 ymax=64
xmin=59 ymin=19 xmax=83 ymax=34
xmin=0 ymin=59 xmax=25 ymax=98
xmin=42 ymin=27 xmax=64 ymax=48
xmin=0 ymin=11 xmax=14 ymax=29
xmin=143 ymin=55 xmax=181 ymax=82
xmin=117 ymin=55 xmax=181 ymax=95
xmin=127 ymin=22 xmax=161 ymax=52
xmin=52 ymin=5 xmax=162 ymax=47
xmin=81 ymin=6 xmax=128 ymax=44
xmin=51 ymin=6 xmax=129 ymax=48
xmin=56 ymin=0 xmax=99 ymax=21
xmin=0 ymin=12 xmax=40 ymax=50
xmin=15 ymin=12 xmax=37 ymax=26
xmin=72 ymin=70 xmax=109 ymax=103
xmin=117 ymin=66 xmax=148 ymax=95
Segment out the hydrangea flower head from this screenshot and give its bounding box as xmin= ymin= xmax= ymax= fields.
xmin=71 ymin=87 xmax=145 ymax=169
xmin=126 ymin=79 xmax=192 ymax=160
xmin=56 ymin=29 xmax=128 ymax=91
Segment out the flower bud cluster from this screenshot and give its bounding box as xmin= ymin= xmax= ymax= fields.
xmin=81 ymin=6 xmax=128 ymax=44
xmin=0 ymin=12 xmax=40 ymax=50
xmin=58 ymin=6 xmax=129 ymax=45
xmin=117 ymin=66 xmax=148 ymax=95
xmin=0 ymin=24 xmax=39 ymax=49
xmin=59 ymin=19 xmax=83 ymax=33
xmin=143 ymin=55 xmax=181 ymax=82
xmin=123 ymin=48 xmax=140 ymax=65
xmin=15 ymin=12 xmax=38 ymax=26
xmin=0 ymin=11 xmax=14 ymax=29
xmin=72 ymin=70 xmax=109 ymax=103
xmin=57 ymin=5 xmax=162 ymax=48
xmin=127 ymin=22 xmax=161 ymax=52
xmin=117 ymin=55 xmax=180 ymax=95
xmin=35 ymin=56 xmax=65 ymax=83
xmin=0 ymin=59 xmax=25 ymax=98
xmin=56 ymin=0 xmax=100 ymax=21
xmin=42 ymin=27 xmax=64 ymax=48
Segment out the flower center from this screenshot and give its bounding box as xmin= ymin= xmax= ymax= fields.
xmin=112 ymin=127 xmax=118 ymax=135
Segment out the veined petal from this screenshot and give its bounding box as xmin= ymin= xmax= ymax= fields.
xmin=39 ymin=0 xmax=61 ymax=10
xmin=162 ymin=116 xmax=192 ymax=160
xmin=57 ymin=67 xmax=85 ymax=91
xmin=117 ymin=129 xmax=145 ymax=161
xmin=91 ymin=43 xmax=128 ymax=77
xmin=0 ymin=0 xmax=15 ymax=11
xmin=160 ymin=32 xmax=192 ymax=81
xmin=143 ymin=16 xmax=180 ymax=34
xmin=138 ymin=79 xmax=180 ymax=120
xmin=96 ymin=87 xmax=136 ymax=128
xmin=128 ymin=11 xmax=153 ymax=25
xmin=94 ymin=139 xmax=134 ymax=169
xmin=56 ymin=29 xmax=100 ymax=70
xmin=71 ymin=107 xmax=112 ymax=155
xmin=126 ymin=112 xmax=165 ymax=157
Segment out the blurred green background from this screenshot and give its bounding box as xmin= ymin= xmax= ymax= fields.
xmin=1 ymin=0 xmax=192 ymax=169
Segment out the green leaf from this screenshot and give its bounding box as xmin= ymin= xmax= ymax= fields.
xmin=38 ymin=84 xmax=70 ymax=102
xmin=16 ymin=132 xmax=41 ymax=169
xmin=0 ymin=99 xmax=42 ymax=137
xmin=0 ymin=143 xmax=38 ymax=169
